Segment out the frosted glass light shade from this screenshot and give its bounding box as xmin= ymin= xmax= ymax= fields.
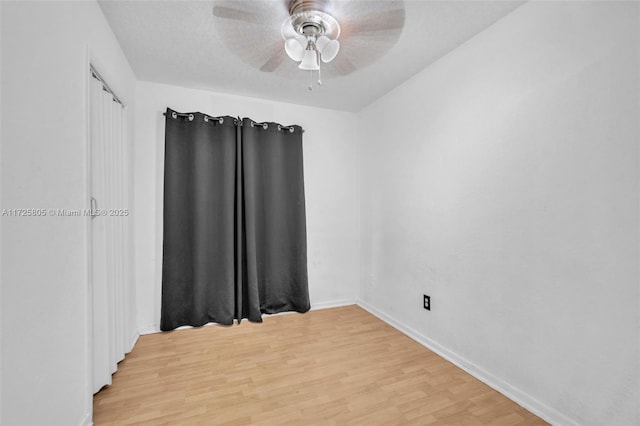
xmin=298 ymin=49 xmax=319 ymax=70
xmin=315 ymin=36 xmax=330 ymax=53
xmin=284 ymin=37 xmax=305 ymax=61
xmin=320 ymin=39 xmax=340 ymax=63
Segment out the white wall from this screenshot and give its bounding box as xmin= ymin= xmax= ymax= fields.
xmin=0 ymin=1 xmax=136 ymax=424
xmin=135 ymin=81 xmax=360 ymax=332
xmin=358 ymin=2 xmax=639 ymax=425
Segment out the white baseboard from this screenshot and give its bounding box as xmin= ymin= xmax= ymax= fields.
xmin=311 ymin=299 xmax=356 ymax=310
xmin=79 ymin=412 xmax=92 ymax=426
xmin=356 ymin=299 xmax=578 ymax=426
xmin=138 ymin=324 xmax=160 ymax=335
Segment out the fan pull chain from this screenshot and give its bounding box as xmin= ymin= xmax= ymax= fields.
xmin=317 ymin=50 xmax=323 ymax=86
xmin=307 ymin=51 xmax=323 ymax=91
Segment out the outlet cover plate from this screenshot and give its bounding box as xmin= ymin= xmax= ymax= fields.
xmin=423 ymin=294 xmax=431 ymax=311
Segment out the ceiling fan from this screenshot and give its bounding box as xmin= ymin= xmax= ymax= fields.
xmin=212 ymin=0 xmax=405 ymax=89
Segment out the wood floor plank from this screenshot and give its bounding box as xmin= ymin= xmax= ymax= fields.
xmin=94 ymin=305 xmax=547 ymax=425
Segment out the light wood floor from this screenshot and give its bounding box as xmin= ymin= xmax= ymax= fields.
xmin=94 ymin=305 xmax=547 ymax=425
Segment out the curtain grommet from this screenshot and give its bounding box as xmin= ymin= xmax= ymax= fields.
xmin=250 ymin=121 xmax=255 ymax=127
xmin=204 ymin=116 xmax=224 ymax=124
xmin=289 ymin=127 xmax=294 ymax=133
xmin=188 ymin=114 xmax=194 ymax=121
xmin=262 ymin=123 xmax=268 ymax=130
xmin=171 ymin=111 xmax=177 ymax=119
xmin=277 ymin=124 xmax=282 ymax=131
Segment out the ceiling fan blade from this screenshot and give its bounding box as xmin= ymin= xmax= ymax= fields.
xmin=342 ymin=9 xmax=405 ymax=36
xmin=259 ymin=51 xmax=285 ymax=72
xmin=212 ymin=5 xmax=260 ymax=23
xmin=332 ymin=57 xmax=357 ymax=76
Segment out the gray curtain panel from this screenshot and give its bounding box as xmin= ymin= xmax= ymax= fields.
xmin=161 ymin=110 xmax=310 ymax=331
xmin=238 ymin=118 xmax=310 ymax=321
xmin=161 ymin=111 xmax=238 ymax=330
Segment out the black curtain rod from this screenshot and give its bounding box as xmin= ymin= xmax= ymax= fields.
xmin=163 ymin=111 xmax=302 ymax=133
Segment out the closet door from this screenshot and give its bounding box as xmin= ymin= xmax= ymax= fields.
xmin=89 ymin=71 xmax=130 ymax=393
xmin=90 ymin=76 xmax=110 ymax=393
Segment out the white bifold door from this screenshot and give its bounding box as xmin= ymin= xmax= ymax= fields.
xmin=89 ymin=71 xmax=135 ymax=394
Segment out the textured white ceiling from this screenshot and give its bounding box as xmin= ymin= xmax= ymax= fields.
xmin=98 ymin=0 xmax=524 ymax=112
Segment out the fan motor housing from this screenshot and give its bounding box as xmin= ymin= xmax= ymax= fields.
xmin=288 ymin=0 xmax=330 ymax=16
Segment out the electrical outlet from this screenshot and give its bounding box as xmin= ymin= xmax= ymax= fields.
xmin=423 ymin=294 xmax=431 ymax=311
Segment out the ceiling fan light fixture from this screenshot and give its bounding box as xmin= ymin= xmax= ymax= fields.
xmin=280 ymin=1 xmax=342 ymax=88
